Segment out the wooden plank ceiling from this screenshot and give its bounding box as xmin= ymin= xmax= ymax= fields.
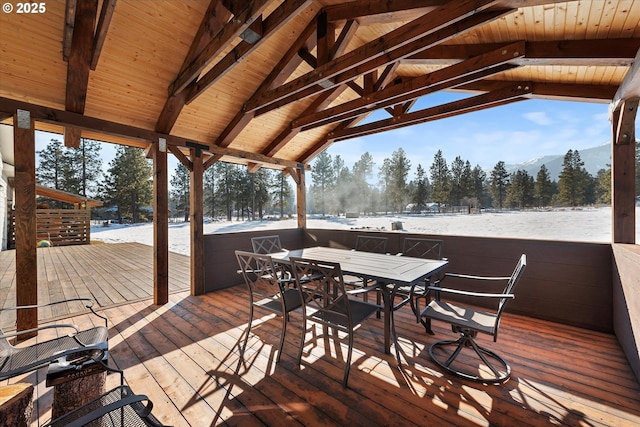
xmin=1 ymin=0 xmax=639 ymax=170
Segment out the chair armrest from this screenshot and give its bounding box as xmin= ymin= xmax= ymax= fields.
xmin=443 ymin=273 xmax=511 ymax=281
xmin=426 ymin=286 xmax=514 ymax=299
xmin=347 ymin=283 xmax=380 ymax=295
xmin=0 ymin=324 xmax=80 ymax=340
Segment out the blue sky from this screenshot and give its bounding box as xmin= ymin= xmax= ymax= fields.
xmin=324 ymin=92 xmax=614 ymax=175
xmin=35 ymin=92 xmax=617 ymax=179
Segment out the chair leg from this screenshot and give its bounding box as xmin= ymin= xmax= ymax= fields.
xmin=428 ymin=334 xmax=511 ymax=384
xmin=343 ymin=331 xmax=354 ymax=387
xmin=277 ymin=313 xmax=287 ymax=363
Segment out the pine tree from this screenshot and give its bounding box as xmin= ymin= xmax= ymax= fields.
xmin=411 ymin=164 xmax=429 ymax=212
xmin=352 ymin=152 xmax=374 ymax=214
xmin=535 ymin=165 xmax=554 ymax=207
xmin=489 ymin=161 xmax=509 ymax=209
xmin=272 ymin=171 xmax=292 ymax=219
xmin=378 ymin=158 xmax=392 ymax=214
xmin=170 ymin=163 xmax=190 ymax=221
xmin=449 ymin=156 xmax=466 ymax=205
xmin=71 ymin=139 xmax=103 ymax=197
xmin=36 ymin=139 xmax=67 ymax=207
xmin=558 ymin=149 xmax=590 ymax=207
xmin=429 ymin=150 xmax=450 ymax=210
xmin=595 ymin=167 xmax=611 ymax=204
xmin=470 ymin=165 xmax=487 ymax=208
xmin=104 ymin=146 xmax=153 ymax=223
xmin=386 ymin=148 xmax=411 ymax=212
xmin=203 ymin=165 xmax=217 ymax=218
xmin=311 ymin=151 xmax=334 ymax=216
xmin=215 ymin=162 xmax=235 ymax=220
xmin=506 ymin=170 xmax=535 ymax=208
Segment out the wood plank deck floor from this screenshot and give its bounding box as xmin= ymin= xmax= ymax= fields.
xmin=1 ymin=243 xmax=639 ymax=426
xmin=0 ymin=242 xmax=190 ymax=330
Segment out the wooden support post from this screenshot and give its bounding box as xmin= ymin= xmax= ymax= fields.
xmin=13 ymin=109 xmax=38 ymax=336
xmin=153 ymin=140 xmax=169 ymax=304
xmin=611 ymin=98 xmax=638 ymax=244
xmin=296 ymin=166 xmax=307 ymax=229
xmin=190 ymin=150 xmax=205 ymax=295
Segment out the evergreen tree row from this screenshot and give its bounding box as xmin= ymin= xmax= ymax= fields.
xmin=309 ymin=143 xmax=640 ymax=216
xmin=36 ymin=139 xmax=294 ymax=223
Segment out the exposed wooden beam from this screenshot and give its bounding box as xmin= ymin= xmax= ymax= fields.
xmin=611 ymin=46 xmax=640 ymax=116
xmin=294 ymin=41 xmax=525 ymax=131
xmin=250 ymin=8 xmax=510 ymax=117
xmin=169 ymin=0 xmax=272 ymax=97
xmin=260 ymin=17 xmax=359 ymax=157
xmin=404 ymin=39 xmax=640 ymax=66
xmin=297 ymin=113 xmax=371 ymax=164
xmin=155 ymin=0 xmax=233 ymax=134
xmin=90 ymin=0 xmax=117 ymax=70
xmin=245 ymin=0 xmax=503 ymax=113
xmin=328 ymin=83 xmax=532 ymax=141
xmin=189 ymin=0 xmax=311 ymax=104
xmin=62 ymin=0 xmax=77 ymax=61
xmin=64 ymin=126 xmax=81 ymax=148
xmin=239 ymin=15 xmax=263 ymax=44
xmin=204 ymin=153 xmax=223 ymax=170
xmin=325 ymin=0 xmax=441 ymax=24
xmin=65 ymin=0 xmax=98 ymax=114
xmin=169 ymin=145 xmax=193 ymax=171
xmin=457 ymin=80 xmax=618 ymax=102
xmin=215 ymin=14 xmax=317 ymax=147
xmin=0 ymin=97 xmax=302 ymax=170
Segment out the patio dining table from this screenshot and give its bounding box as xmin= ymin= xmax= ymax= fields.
xmin=269 ymin=246 xmax=448 ymax=355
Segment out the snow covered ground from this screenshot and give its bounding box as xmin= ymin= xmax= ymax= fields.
xmin=90 ymin=207 xmax=640 ymax=256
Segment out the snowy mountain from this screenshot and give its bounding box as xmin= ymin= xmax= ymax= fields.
xmin=503 ymin=143 xmax=611 ymax=181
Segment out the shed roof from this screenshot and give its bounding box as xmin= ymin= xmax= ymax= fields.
xmin=1 ymin=0 xmax=639 ymax=169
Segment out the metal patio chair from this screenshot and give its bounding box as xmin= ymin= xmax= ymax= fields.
xmin=345 ymin=235 xmax=389 ymax=306
xmin=290 ymin=257 xmax=380 ymax=387
xmin=251 ymin=235 xmax=284 ymax=254
xmin=0 ymin=299 xmax=109 ymax=381
xmin=420 ymin=254 xmax=527 ymax=383
xmin=236 ymin=250 xmax=303 ymax=362
xmin=392 ymin=238 xmax=446 ymax=321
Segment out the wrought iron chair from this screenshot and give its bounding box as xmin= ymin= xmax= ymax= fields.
xmin=420 ymin=254 xmax=527 ymax=383
xmin=0 ymin=299 xmax=110 ymax=381
xmin=290 ymin=257 xmax=380 ymax=387
xmin=236 ymin=250 xmax=303 ymax=362
xmin=345 ymin=235 xmax=389 ymax=306
xmin=392 ymin=238 xmax=446 ymax=320
xmin=251 ymin=235 xmax=284 ymax=254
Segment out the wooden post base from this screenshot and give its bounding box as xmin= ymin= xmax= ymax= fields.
xmin=0 ymin=383 xmax=34 ymax=427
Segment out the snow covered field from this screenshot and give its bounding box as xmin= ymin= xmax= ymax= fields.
xmin=91 ymin=207 xmax=640 ymax=256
